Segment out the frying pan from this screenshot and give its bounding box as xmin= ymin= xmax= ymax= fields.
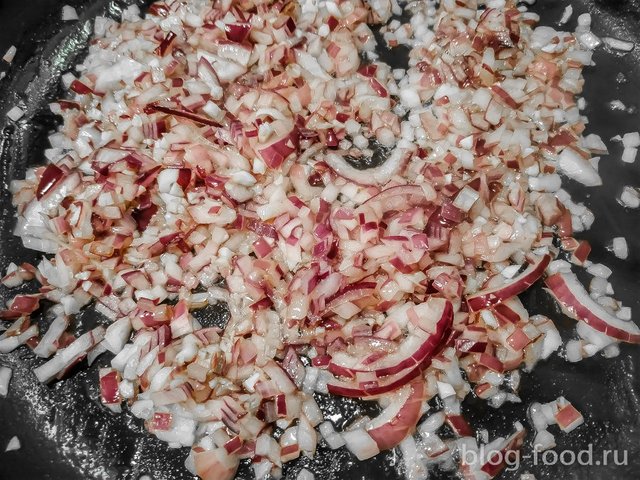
xmin=0 ymin=0 xmax=639 ymax=478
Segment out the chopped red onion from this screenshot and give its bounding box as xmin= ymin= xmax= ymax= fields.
xmin=62 ymin=5 xmax=79 ymax=21
xmin=297 ymin=468 xmax=315 ymax=480
xmin=2 ymin=45 xmax=16 ymax=64
xmin=6 ymin=106 xmax=24 ymax=122
xmin=33 ymin=315 xmax=69 ymax=358
xmin=610 ymin=237 xmax=629 ymax=260
xmin=4 ymin=436 xmax=20 ymax=452
xmin=0 ymin=366 xmax=12 ymax=397
xmin=533 ymin=429 xmax=555 ymax=452
xmin=555 ymin=398 xmax=584 ymax=433
xmin=602 ymin=37 xmax=635 ymax=52
xmin=557 ymin=148 xmax=602 ymax=186
xmin=558 ymin=5 xmax=573 ymax=25
xmin=342 ymin=428 xmax=380 ymax=461
xmin=33 ymin=327 xmax=105 ymax=383
xmin=622 ymin=147 xmax=637 ymax=164
xmin=619 ymin=186 xmax=640 ymax=208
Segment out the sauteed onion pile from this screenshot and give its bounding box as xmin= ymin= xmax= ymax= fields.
xmin=1 ymin=0 xmax=636 ymax=478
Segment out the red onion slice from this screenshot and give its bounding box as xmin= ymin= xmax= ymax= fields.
xmin=36 ymin=164 xmax=65 ymax=200
xmin=360 ymin=184 xmax=434 ymax=211
xmin=324 ymin=147 xmax=411 ymax=186
xmin=327 ymin=362 xmax=425 ymax=398
xmin=546 ymin=272 xmax=640 ymax=343
xmin=466 ymin=254 xmax=551 ymax=311
xmin=366 ymin=377 xmax=426 ymax=451
xmin=328 ymin=299 xmax=453 ymax=378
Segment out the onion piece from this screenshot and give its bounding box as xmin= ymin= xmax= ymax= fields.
xmin=360 ymin=184 xmax=434 ymax=211
xmin=546 ymin=272 xmax=640 ymax=343
xmin=33 ymin=326 xmax=105 ymax=383
xmin=558 ymin=5 xmax=572 ymax=25
xmin=533 ymin=429 xmax=556 ymax=451
xmin=328 ymin=298 xmax=453 ymax=378
xmin=342 ymin=428 xmax=380 ymax=461
xmin=33 ymin=315 xmax=69 ymax=358
xmin=258 ymin=130 xmax=299 ymax=169
xmin=6 ymin=106 xmax=23 ymax=122
xmin=602 ymin=37 xmax=635 ymax=52
xmin=327 ymin=360 xmax=427 ymax=399
xmin=297 ymin=468 xmax=315 ymax=480
xmin=100 ymin=368 xmax=122 ymax=412
xmin=0 ymin=366 xmax=12 ymax=397
xmin=466 ymin=254 xmax=551 ymax=311
xmin=324 ymin=147 xmax=411 ymax=186
xmin=554 ymin=399 xmax=584 ymax=433
xmin=557 ymin=148 xmax=602 ymax=186
xmin=2 ymin=45 xmax=16 ymax=64
xmin=192 ymin=447 xmax=239 ymax=480
xmin=62 ymin=5 xmax=79 ymax=21
xmin=103 ymin=317 xmax=132 ymax=354
xmin=366 ymin=377 xmax=426 ymax=451
xmin=610 ymin=237 xmax=628 ymax=260
xmin=4 ymin=436 xmax=20 ymax=452
xmin=478 ymin=423 xmax=526 ymax=478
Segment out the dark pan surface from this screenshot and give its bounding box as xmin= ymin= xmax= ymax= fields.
xmin=0 ymin=0 xmax=639 ymax=479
